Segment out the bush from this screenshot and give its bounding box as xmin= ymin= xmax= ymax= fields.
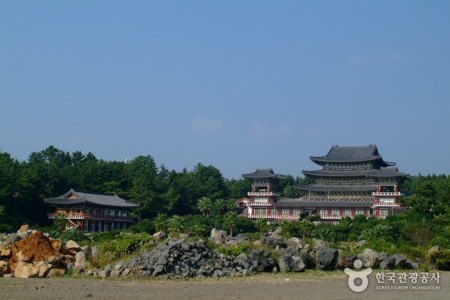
xmin=98 ymin=232 xmax=152 ymax=260
xmin=128 ymin=219 xmax=154 ymax=233
xmin=217 ymin=243 xmax=250 ymax=257
xmin=429 ymin=250 xmax=450 ymax=271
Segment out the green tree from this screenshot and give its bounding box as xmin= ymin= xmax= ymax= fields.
xmin=167 ymin=215 xmax=183 ymax=236
xmin=255 ymin=218 xmax=269 ymax=239
xmin=154 ymin=213 xmax=168 ymax=232
xmin=223 ymin=211 xmax=238 ymax=236
xmin=197 ymin=196 xmax=213 ymax=218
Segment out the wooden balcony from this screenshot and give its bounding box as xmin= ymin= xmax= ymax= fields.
xmin=372 ymin=191 xmax=402 ymax=197
xmin=47 ymin=212 xmax=134 ymax=222
xmin=248 ymin=201 xmax=274 ymax=207
xmin=248 ymin=191 xmax=279 ymax=197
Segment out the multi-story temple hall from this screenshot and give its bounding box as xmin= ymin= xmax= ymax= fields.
xmin=44 ymin=189 xmax=139 ymax=232
xmin=242 ymin=145 xmax=406 ymax=223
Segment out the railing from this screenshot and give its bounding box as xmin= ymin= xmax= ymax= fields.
xmin=47 ymin=212 xmax=134 ymax=222
xmin=247 ymin=192 xmax=279 ymax=197
xmin=248 ymin=201 xmax=273 ymax=207
xmin=372 ymin=192 xmax=402 ymax=196
xmin=373 ymin=201 xmax=401 ymax=208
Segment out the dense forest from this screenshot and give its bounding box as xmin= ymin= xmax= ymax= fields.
xmin=1 ymin=146 xmax=450 ymax=254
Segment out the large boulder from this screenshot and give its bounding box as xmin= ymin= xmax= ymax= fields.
xmin=74 ymin=251 xmax=87 ymax=268
xmin=313 ymin=239 xmax=328 ymax=251
xmin=357 ymin=249 xmax=380 ymax=268
xmin=247 ymin=250 xmax=274 ymax=272
xmin=14 ymin=261 xmax=39 ymax=278
xmin=388 ymin=253 xmax=407 ymax=269
xmin=316 ymin=248 xmax=338 ymax=270
xmin=210 ymin=228 xmax=227 ymax=244
xmin=65 ymin=240 xmax=81 ymax=251
xmin=0 ymin=260 xmax=10 ymax=275
xmin=286 ymin=237 xmax=306 ymax=251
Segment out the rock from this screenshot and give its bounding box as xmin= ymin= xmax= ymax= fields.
xmin=75 ymin=251 xmax=87 ymax=268
xmin=4 ymin=233 xmax=22 ymax=247
xmin=51 ymin=240 xmax=63 ymax=252
xmin=234 ymin=253 xmax=251 ymax=269
xmin=110 ymin=270 xmax=122 ymax=277
xmin=35 ymin=261 xmax=52 ymax=278
xmin=90 ymin=246 xmax=99 ymax=260
xmin=82 ymin=246 xmax=92 ymax=260
xmin=47 ymin=268 xmax=66 ymax=277
xmin=286 ymin=237 xmax=305 ymax=250
xmin=379 ymin=258 xmax=395 ymax=270
xmin=121 ymin=268 xmax=131 ymax=277
xmin=313 ymin=239 xmax=328 ymax=251
xmin=248 ymin=250 xmax=274 ymax=272
xmin=388 ymin=253 xmax=407 ymax=269
xmin=357 ymin=249 xmax=380 ymax=268
xmin=1 ymin=248 xmax=11 ymax=258
xmin=300 ymin=253 xmax=315 ymax=269
xmin=428 ymin=246 xmax=440 ymax=255
xmin=65 ymin=240 xmax=81 ymax=251
xmin=291 ymin=255 xmax=306 ymax=272
xmin=17 ymin=225 xmax=29 ymax=234
xmin=210 ymin=228 xmax=227 ymax=244
xmin=97 ymin=270 xmax=109 ymax=278
xmin=316 ymin=248 xmax=338 ymax=271
xmin=338 ymin=251 xmax=356 ymax=269
xmin=0 ymin=260 xmax=10 ymax=275
xmin=14 ymin=261 xmax=39 ymax=278
xmin=272 ymin=227 xmax=283 ymax=237
xmin=16 ymin=250 xmax=32 ymax=263
xmin=356 ymin=240 xmax=367 ymax=248
xmin=404 ymin=260 xmax=419 ymax=270
xmin=153 ymin=231 xmax=166 ymax=240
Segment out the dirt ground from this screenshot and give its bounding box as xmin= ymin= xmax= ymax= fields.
xmin=0 ymin=271 xmax=447 ymax=300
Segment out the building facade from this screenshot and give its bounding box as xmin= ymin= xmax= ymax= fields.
xmin=242 ymin=145 xmax=406 ymax=223
xmin=44 ymin=189 xmax=139 ymax=232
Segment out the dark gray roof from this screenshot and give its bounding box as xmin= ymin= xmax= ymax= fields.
xmin=303 ymin=167 xmax=405 ymax=179
xmin=367 ymin=166 xmax=406 ymax=178
xmin=310 ymin=145 xmax=394 ymax=165
xmin=274 ymin=198 xmax=373 ymax=208
xmin=43 ymin=188 xmax=139 ymax=208
xmin=296 ymin=184 xmax=377 ymax=193
xmin=242 ymin=168 xmax=281 ymax=179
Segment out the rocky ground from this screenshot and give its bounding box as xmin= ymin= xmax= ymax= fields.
xmin=0 ymin=226 xmax=448 ymax=299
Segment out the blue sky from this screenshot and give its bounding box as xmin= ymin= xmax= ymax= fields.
xmin=1 ymin=1 xmax=449 ymax=178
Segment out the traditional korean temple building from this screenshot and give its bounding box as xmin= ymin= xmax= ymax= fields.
xmin=44 ymin=189 xmax=139 ymax=232
xmin=242 ymin=145 xmax=406 ymax=223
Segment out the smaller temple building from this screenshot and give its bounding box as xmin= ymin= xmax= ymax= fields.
xmin=44 ymin=189 xmax=139 ymax=232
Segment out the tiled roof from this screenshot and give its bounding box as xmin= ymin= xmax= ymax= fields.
xmin=242 ymin=168 xmax=281 ymax=179
xmin=43 ymin=188 xmax=139 ymax=208
xmin=310 ymin=145 xmax=393 ymax=165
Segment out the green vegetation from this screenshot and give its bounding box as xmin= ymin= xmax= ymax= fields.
xmin=0 ymin=147 xmax=449 ymax=270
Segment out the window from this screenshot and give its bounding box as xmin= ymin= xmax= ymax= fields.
xmin=331 ymin=209 xmax=340 ymax=217
xmin=84 ymin=222 xmax=89 ymax=232
xmin=344 ymin=209 xmax=352 ymax=217
xmin=320 ymin=209 xmax=328 ymax=218
xmin=355 ymin=209 xmax=364 ymax=216
xmin=282 ymin=208 xmax=290 ymax=217
xmin=104 ymin=223 xmax=108 ymax=231
xmin=293 ymin=209 xmax=301 ymax=217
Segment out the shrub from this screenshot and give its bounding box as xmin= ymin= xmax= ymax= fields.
xmin=429 ymin=250 xmax=450 ymax=271
xmin=217 ymin=243 xmax=250 ymax=257
xmin=98 ymin=232 xmax=152 ymax=260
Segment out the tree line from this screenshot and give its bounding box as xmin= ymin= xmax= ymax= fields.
xmin=0 ymin=146 xmax=449 ymax=251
